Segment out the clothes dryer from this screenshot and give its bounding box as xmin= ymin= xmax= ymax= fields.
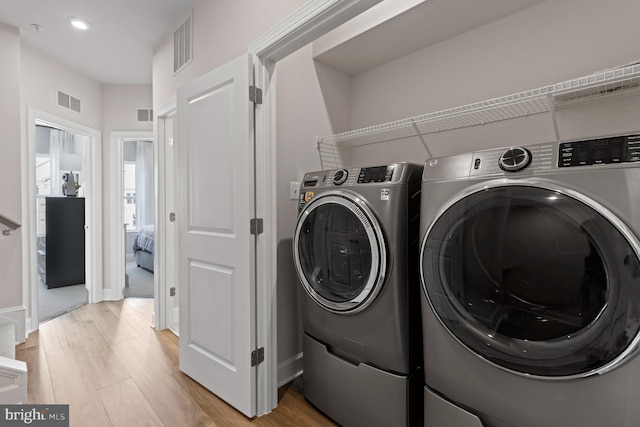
xmin=419 ymin=134 xmax=640 ymax=427
xmin=294 ymin=163 xmax=423 ymax=427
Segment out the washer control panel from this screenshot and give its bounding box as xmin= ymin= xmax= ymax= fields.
xmin=298 ymin=164 xmax=401 ymax=209
xmin=559 ymin=134 xmax=640 ymax=167
xmin=357 ymin=165 xmax=395 ymax=183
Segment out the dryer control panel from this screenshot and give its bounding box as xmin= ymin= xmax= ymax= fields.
xmin=558 ymin=133 xmax=640 ymax=167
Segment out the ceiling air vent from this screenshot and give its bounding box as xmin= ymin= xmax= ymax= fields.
xmin=57 ymin=90 xmax=81 ymax=113
xmin=137 ymin=108 xmax=154 ymax=122
xmin=173 ymin=14 xmax=192 ymax=73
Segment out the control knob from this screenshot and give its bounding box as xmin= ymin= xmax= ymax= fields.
xmin=333 ymin=169 xmax=348 ymax=185
xmin=499 ymin=147 xmax=532 ymax=172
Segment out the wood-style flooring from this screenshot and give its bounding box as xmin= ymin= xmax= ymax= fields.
xmin=16 ymin=298 xmax=337 ymax=427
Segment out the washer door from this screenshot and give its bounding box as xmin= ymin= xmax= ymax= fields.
xmin=421 ymin=183 xmax=640 ymax=378
xmin=294 ymin=191 xmax=387 ymax=313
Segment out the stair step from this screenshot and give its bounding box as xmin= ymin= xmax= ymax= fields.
xmin=0 ymin=321 xmax=15 ymax=359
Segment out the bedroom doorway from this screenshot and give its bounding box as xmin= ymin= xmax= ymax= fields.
xmin=34 ymin=124 xmax=90 ymax=322
xmin=27 ymin=107 xmax=103 ymax=332
xmin=109 ymin=131 xmax=153 ymax=301
xmin=123 ymin=139 xmax=154 ymax=298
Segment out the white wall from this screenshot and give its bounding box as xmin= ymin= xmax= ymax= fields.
xmin=0 ymin=24 xmax=23 ymax=313
xmin=152 ymin=0 xmax=305 ymax=109
xmin=345 ymin=0 xmax=640 ymax=163
xmin=101 ymin=84 xmax=152 ymax=293
xmin=21 ymin=43 xmax=102 ymax=130
xmin=274 ymin=44 xmax=351 ymax=383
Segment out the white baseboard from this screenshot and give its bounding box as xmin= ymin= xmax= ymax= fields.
xmin=0 ymin=356 xmax=27 ymax=404
xmin=278 ymin=352 xmax=303 ymax=388
xmin=101 ymin=287 xmax=123 ymax=301
xmin=0 ymin=306 xmax=26 ymax=344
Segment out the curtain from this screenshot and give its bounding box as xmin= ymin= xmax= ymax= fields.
xmin=135 ymin=140 xmax=154 ymax=228
xmin=49 ymin=129 xmax=75 ymax=196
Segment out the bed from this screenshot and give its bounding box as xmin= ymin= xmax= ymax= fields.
xmin=132 ymin=224 xmax=155 ymax=272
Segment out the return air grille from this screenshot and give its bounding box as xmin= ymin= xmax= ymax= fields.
xmin=57 ymin=90 xmax=81 ymax=113
xmin=137 ymin=108 xmax=154 ymax=122
xmin=173 ymin=15 xmax=192 ymax=73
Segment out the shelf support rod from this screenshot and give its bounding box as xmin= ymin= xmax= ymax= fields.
xmin=315 ymin=137 xmax=327 ymax=170
xmin=411 ymin=120 xmax=432 ymax=158
xmin=547 ymin=93 xmax=560 ymax=140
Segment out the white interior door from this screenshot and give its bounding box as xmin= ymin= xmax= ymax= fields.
xmin=177 ymin=53 xmax=256 ymax=417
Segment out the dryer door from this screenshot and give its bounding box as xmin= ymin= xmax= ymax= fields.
xmin=421 ymin=183 xmax=640 ymax=378
xmin=294 ymin=191 xmax=387 ymax=313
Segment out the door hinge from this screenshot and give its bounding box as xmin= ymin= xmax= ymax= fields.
xmin=249 ymin=85 xmax=262 ymax=104
xmin=250 ymin=218 xmax=263 ymax=235
xmin=170 ymin=287 xmax=176 ymax=296
xmin=251 ymin=347 xmax=264 ymax=366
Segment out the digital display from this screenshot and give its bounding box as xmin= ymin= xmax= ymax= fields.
xmin=558 ymin=134 xmax=640 ymax=167
xmin=357 ymin=165 xmax=395 ymax=183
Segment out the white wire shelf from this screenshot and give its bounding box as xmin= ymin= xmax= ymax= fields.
xmin=317 ymin=61 xmax=640 ymax=169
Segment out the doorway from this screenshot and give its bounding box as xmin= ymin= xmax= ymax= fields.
xmin=109 ymin=131 xmax=154 ymax=302
xmin=122 ymin=139 xmax=155 ymax=299
xmin=34 ymin=124 xmax=90 ymax=322
xmin=27 ymin=107 xmax=102 ymax=331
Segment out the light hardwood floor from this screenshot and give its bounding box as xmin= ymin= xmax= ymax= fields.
xmin=16 ymin=298 xmax=337 ymax=427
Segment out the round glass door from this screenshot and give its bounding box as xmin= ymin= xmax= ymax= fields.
xmin=421 ymin=184 xmax=640 ymax=378
xmin=294 ymin=192 xmax=386 ymax=313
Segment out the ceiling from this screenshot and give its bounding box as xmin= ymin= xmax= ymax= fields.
xmin=314 ymin=0 xmax=546 ymax=75
xmin=0 ymin=0 xmax=197 ymax=84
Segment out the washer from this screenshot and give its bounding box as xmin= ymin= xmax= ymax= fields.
xmin=419 ymin=134 xmax=640 ymax=427
xmin=294 ymin=163 xmax=423 ymax=427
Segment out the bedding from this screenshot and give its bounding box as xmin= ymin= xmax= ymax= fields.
xmin=133 ymin=224 xmax=154 ymax=272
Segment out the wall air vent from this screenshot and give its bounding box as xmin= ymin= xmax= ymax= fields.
xmin=173 ymin=14 xmax=192 ymax=73
xmin=137 ymin=108 xmax=154 ymax=122
xmin=57 ymin=90 xmax=81 ymax=113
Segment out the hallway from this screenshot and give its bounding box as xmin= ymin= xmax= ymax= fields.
xmin=16 ymin=298 xmax=336 ymax=426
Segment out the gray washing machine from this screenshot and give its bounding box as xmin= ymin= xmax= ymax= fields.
xmin=419 ymin=134 xmax=640 ymax=427
xmin=293 ymin=163 xmax=423 ymax=427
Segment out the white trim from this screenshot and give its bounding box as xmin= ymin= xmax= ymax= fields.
xmin=108 ymin=131 xmax=153 ymax=303
xmin=249 ymin=0 xmax=382 ymax=62
xmin=0 ymin=355 xmax=27 ymax=404
xmin=277 ymin=352 xmax=303 ymax=388
xmin=0 ymin=306 xmax=26 ymax=344
xmin=154 ymin=98 xmax=177 ymax=331
xmin=249 ymin=0 xmax=382 ymax=415
xmin=26 ymin=108 xmax=102 ymax=330
xmin=101 ymin=287 xmax=123 ymax=302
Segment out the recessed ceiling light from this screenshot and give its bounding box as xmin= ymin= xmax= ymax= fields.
xmin=68 ymin=17 xmax=90 ymax=30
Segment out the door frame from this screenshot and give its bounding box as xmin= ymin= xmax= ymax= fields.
xmin=154 ymin=98 xmax=177 ymax=331
xmin=248 ymin=0 xmax=382 ymax=414
xmin=27 ymin=107 xmax=102 ymax=330
xmin=108 ymin=131 xmax=154 ymax=301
